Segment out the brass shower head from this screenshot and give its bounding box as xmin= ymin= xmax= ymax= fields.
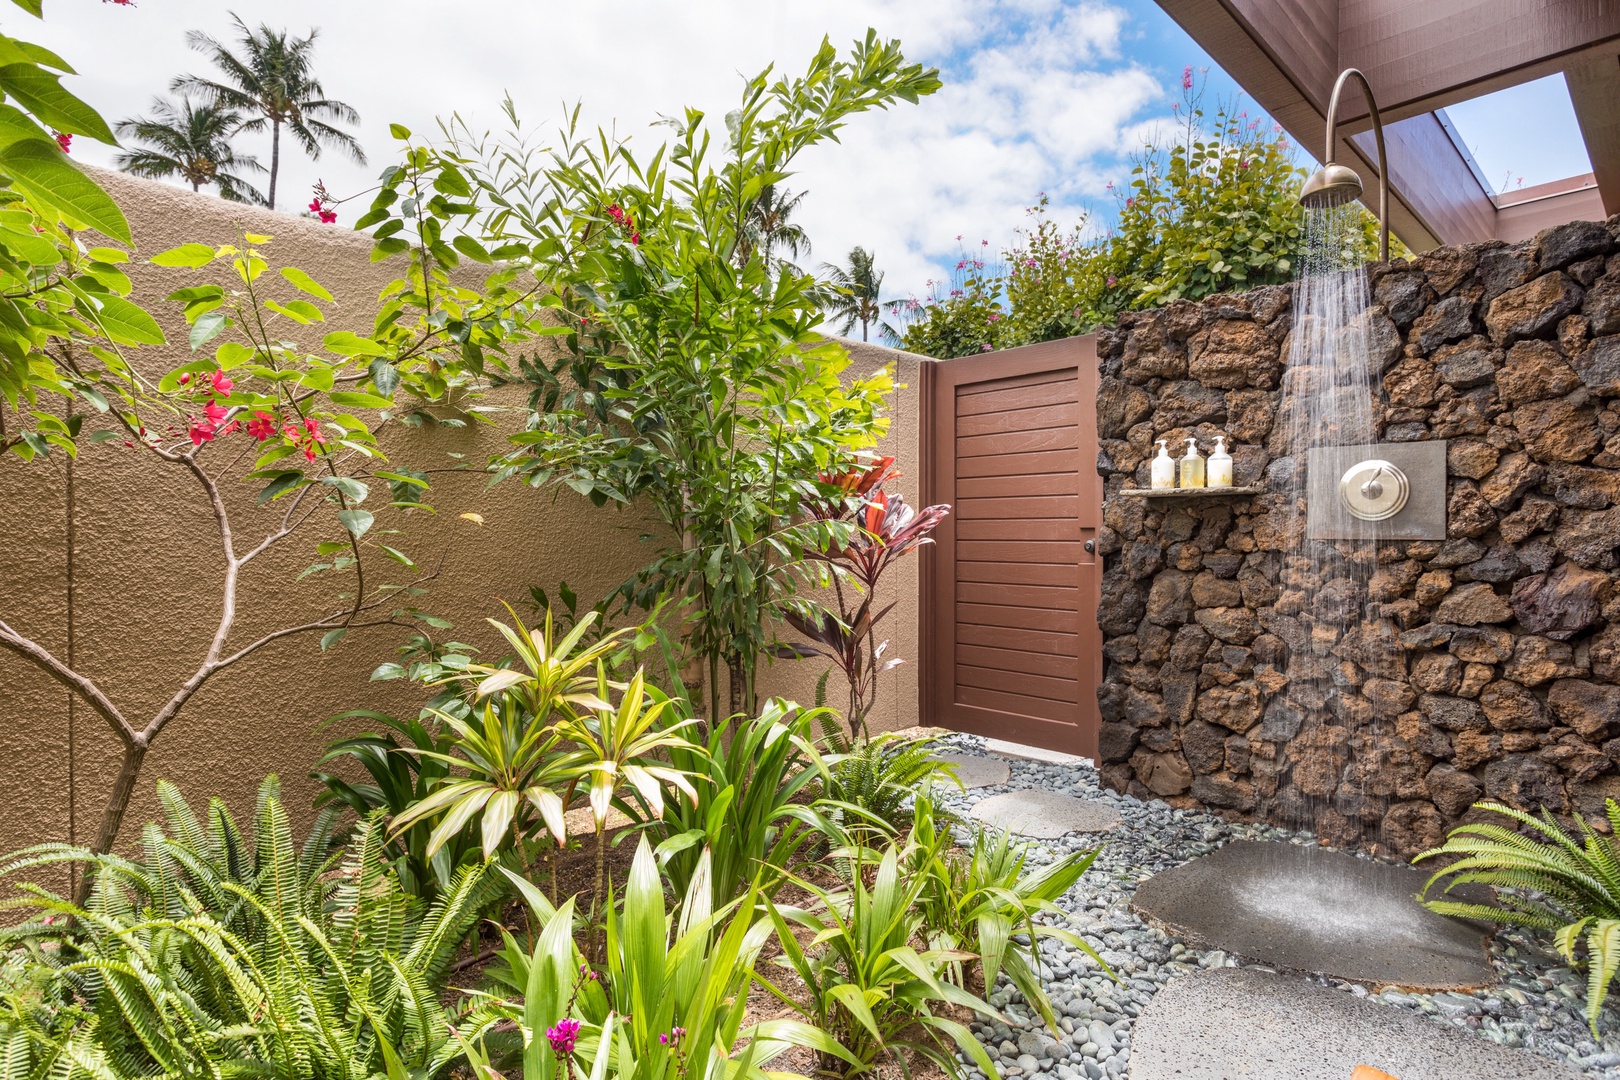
xmin=1299 ymin=162 xmax=1365 ymax=209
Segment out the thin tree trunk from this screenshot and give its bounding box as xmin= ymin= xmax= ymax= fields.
xmin=727 ymin=653 xmax=749 ymax=719
xmin=589 ymin=826 xmax=607 ymax=963
xmin=77 ymin=739 xmax=146 ymax=904
xmin=268 ymin=120 xmax=281 ymax=210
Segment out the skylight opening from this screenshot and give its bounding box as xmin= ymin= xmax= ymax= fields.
xmin=1437 ymin=73 xmax=1592 ymax=197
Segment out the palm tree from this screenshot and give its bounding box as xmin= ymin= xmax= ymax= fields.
xmin=171 ymin=14 xmax=365 ymax=210
xmin=744 ymin=184 xmax=811 ymax=271
xmin=822 ymin=247 xmax=898 ymax=343
xmin=113 ymin=97 xmax=265 ymax=204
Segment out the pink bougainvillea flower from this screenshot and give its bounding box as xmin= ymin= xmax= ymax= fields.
xmin=211 ymin=370 xmax=234 ymax=395
xmin=247 ymin=411 xmax=277 ymax=440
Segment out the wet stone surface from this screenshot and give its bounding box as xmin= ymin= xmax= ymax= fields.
xmin=969 ymin=789 xmax=1123 ymax=838
xmin=926 ymin=734 xmax=1620 ymax=1080
xmin=1129 ymin=840 xmax=1495 ymax=988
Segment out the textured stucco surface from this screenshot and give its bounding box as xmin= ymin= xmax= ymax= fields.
xmin=0 ymin=169 xmax=924 ymax=868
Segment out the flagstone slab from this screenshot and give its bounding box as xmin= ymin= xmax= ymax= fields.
xmin=967 ymin=789 xmax=1122 ymax=838
xmin=1131 ymin=841 xmax=1495 ymax=990
xmin=932 ymin=751 xmax=1011 ymax=788
xmin=1130 ymin=967 xmax=1580 ymax=1080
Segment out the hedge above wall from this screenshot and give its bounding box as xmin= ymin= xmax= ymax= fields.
xmin=1093 ymin=214 xmax=1620 ymax=859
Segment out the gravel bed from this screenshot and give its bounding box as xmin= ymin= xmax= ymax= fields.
xmin=926 ymin=732 xmax=1620 ymax=1080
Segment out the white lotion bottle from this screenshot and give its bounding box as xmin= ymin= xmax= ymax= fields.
xmin=1151 ymin=439 xmax=1176 ymax=489
xmin=1208 ymin=435 xmax=1234 ymax=488
xmin=1179 ymin=437 xmax=1205 ymax=489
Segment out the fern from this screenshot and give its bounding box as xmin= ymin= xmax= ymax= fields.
xmin=820 ymin=732 xmax=959 ymax=840
xmin=0 ymin=781 xmax=500 ymax=1079
xmin=1416 ymin=799 xmax=1620 ymax=1033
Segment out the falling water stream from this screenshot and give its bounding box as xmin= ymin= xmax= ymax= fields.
xmin=1269 ymin=202 xmax=1400 ymax=853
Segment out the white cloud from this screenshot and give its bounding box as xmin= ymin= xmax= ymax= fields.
xmin=30 ymin=0 xmax=1170 ymax=307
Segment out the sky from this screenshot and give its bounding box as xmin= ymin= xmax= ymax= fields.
xmin=22 ymin=0 xmax=1592 ymax=315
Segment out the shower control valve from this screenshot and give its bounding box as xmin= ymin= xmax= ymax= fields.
xmin=1339 ymin=458 xmax=1409 ymax=521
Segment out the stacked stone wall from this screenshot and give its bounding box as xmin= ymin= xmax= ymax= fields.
xmin=1095 ymin=215 xmax=1620 ymax=857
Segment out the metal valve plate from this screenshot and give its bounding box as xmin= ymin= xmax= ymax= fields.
xmin=1339 ymin=458 xmax=1409 ymax=521
xmin=1306 ymin=441 xmax=1447 ymax=540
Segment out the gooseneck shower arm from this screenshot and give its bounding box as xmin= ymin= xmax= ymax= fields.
xmin=1298 ymin=67 xmax=1390 ymax=263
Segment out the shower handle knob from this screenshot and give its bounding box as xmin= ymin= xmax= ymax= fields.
xmin=1339 ymin=458 xmax=1409 ymax=522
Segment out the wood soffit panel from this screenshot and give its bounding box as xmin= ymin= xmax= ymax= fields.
xmin=1156 ymin=0 xmax=1620 ymax=249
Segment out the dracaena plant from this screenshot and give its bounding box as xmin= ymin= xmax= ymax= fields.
xmin=781 ymin=455 xmax=949 ymax=737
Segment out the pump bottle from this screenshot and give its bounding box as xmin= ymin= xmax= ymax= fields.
xmin=1179 ymin=437 xmax=1205 ymax=488
xmin=1151 ymin=439 xmax=1176 ymax=489
xmin=1207 ymin=435 xmax=1234 ymax=488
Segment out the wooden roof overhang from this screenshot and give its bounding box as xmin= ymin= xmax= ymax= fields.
xmin=1155 ymin=0 xmax=1620 ymax=250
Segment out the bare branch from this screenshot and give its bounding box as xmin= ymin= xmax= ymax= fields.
xmin=0 ymin=618 xmax=141 ymax=745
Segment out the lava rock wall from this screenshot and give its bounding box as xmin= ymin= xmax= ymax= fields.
xmin=1095 ymin=215 xmax=1620 ymax=858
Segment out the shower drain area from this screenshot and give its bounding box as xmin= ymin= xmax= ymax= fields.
xmin=1130 ymin=841 xmax=1496 ymax=989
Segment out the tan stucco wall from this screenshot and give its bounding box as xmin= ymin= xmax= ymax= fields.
xmin=0 ymin=170 xmax=926 ymax=875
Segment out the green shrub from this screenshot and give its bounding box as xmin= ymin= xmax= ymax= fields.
xmin=819 ymin=731 xmax=958 ymax=840
xmin=910 ymin=796 xmax=1110 ymax=1034
xmin=0 ymin=784 xmax=501 ymax=1078
xmin=459 ymin=838 xmax=842 ymax=1080
xmin=645 ymin=700 xmax=833 ymax=907
xmin=1416 ymin=799 xmax=1620 ymax=1032
xmin=313 ymin=709 xmax=484 ymax=901
xmin=760 ymin=835 xmax=1001 ymax=1079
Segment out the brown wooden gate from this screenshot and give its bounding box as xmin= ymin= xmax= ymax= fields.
xmin=919 ymin=336 xmax=1102 ymax=758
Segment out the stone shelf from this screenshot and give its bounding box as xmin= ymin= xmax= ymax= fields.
xmin=1119 ymin=485 xmax=1266 ymax=498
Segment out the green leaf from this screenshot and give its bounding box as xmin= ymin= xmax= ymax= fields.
xmin=328 ymin=390 xmax=394 ymax=410
xmin=151 ymin=243 xmax=217 ymax=268
xmin=256 ymin=470 xmax=306 ymax=503
xmin=188 ymin=310 xmax=226 ymax=350
xmin=338 ymin=508 xmax=374 ymax=537
xmin=0 ymin=140 xmax=129 ymax=242
xmin=321 ymin=475 xmax=369 ymax=503
xmin=86 ymin=293 xmax=164 ymax=345
xmin=389 ymin=123 xmax=411 ymax=139
xmin=0 ymin=64 xmax=114 ymax=142
xmin=323 ymin=330 xmax=387 ymax=357
xmin=371 ymin=662 xmax=407 ymax=681
xmin=215 ymin=341 xmax=254 ymax=369
xmin=451 ymin=235 xmax=491 ymax=263
xmin=279 ymin=265 xmax=334 ymax=302
xmin=368 ymin=358 xmax=399 ymax=396
xmin=264 ymin=298 xmax=324 ymax=324
xmin=320 ymin=627 xmax=347 ymax=651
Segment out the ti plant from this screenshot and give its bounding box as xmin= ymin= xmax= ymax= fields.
xmin=909 ymin=795 xmax=1111 ymax=1034
xmin=760 ymin=836 xmax=1003 ymax=1080
xmin=781 ymin=455 xmax=949 ymax=738
xmin=458 ymin=838 xmax=846 ymax=1080
xmin=1416 ymin=799 xmax=1620 ymax=1034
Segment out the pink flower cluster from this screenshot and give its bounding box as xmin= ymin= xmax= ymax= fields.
xmin=181 ymin=368 xmax=325 ymax=460
xmin=546 ymin=1018 xmax=581 ymax=1056
xmin=185 ymin=369 xmax=237 ymax=445
xmin=53 ymin=131 xmax=71 ymax=153
xmin=308 ymin=179 xmax=338 ymax=224
xmin=605 ymin=203 xmax=641 ymax=245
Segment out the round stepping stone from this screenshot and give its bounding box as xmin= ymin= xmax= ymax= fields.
xmin=932 ymin=751 xmax=1010 ymax=788
xmin=968 ymin=790 xmax=1122 ymax=838
xmin=1131 ymin=840 xmax=1495 ymax=989
xmin=1130 ymin=967 xmax=1580 ymax=1079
